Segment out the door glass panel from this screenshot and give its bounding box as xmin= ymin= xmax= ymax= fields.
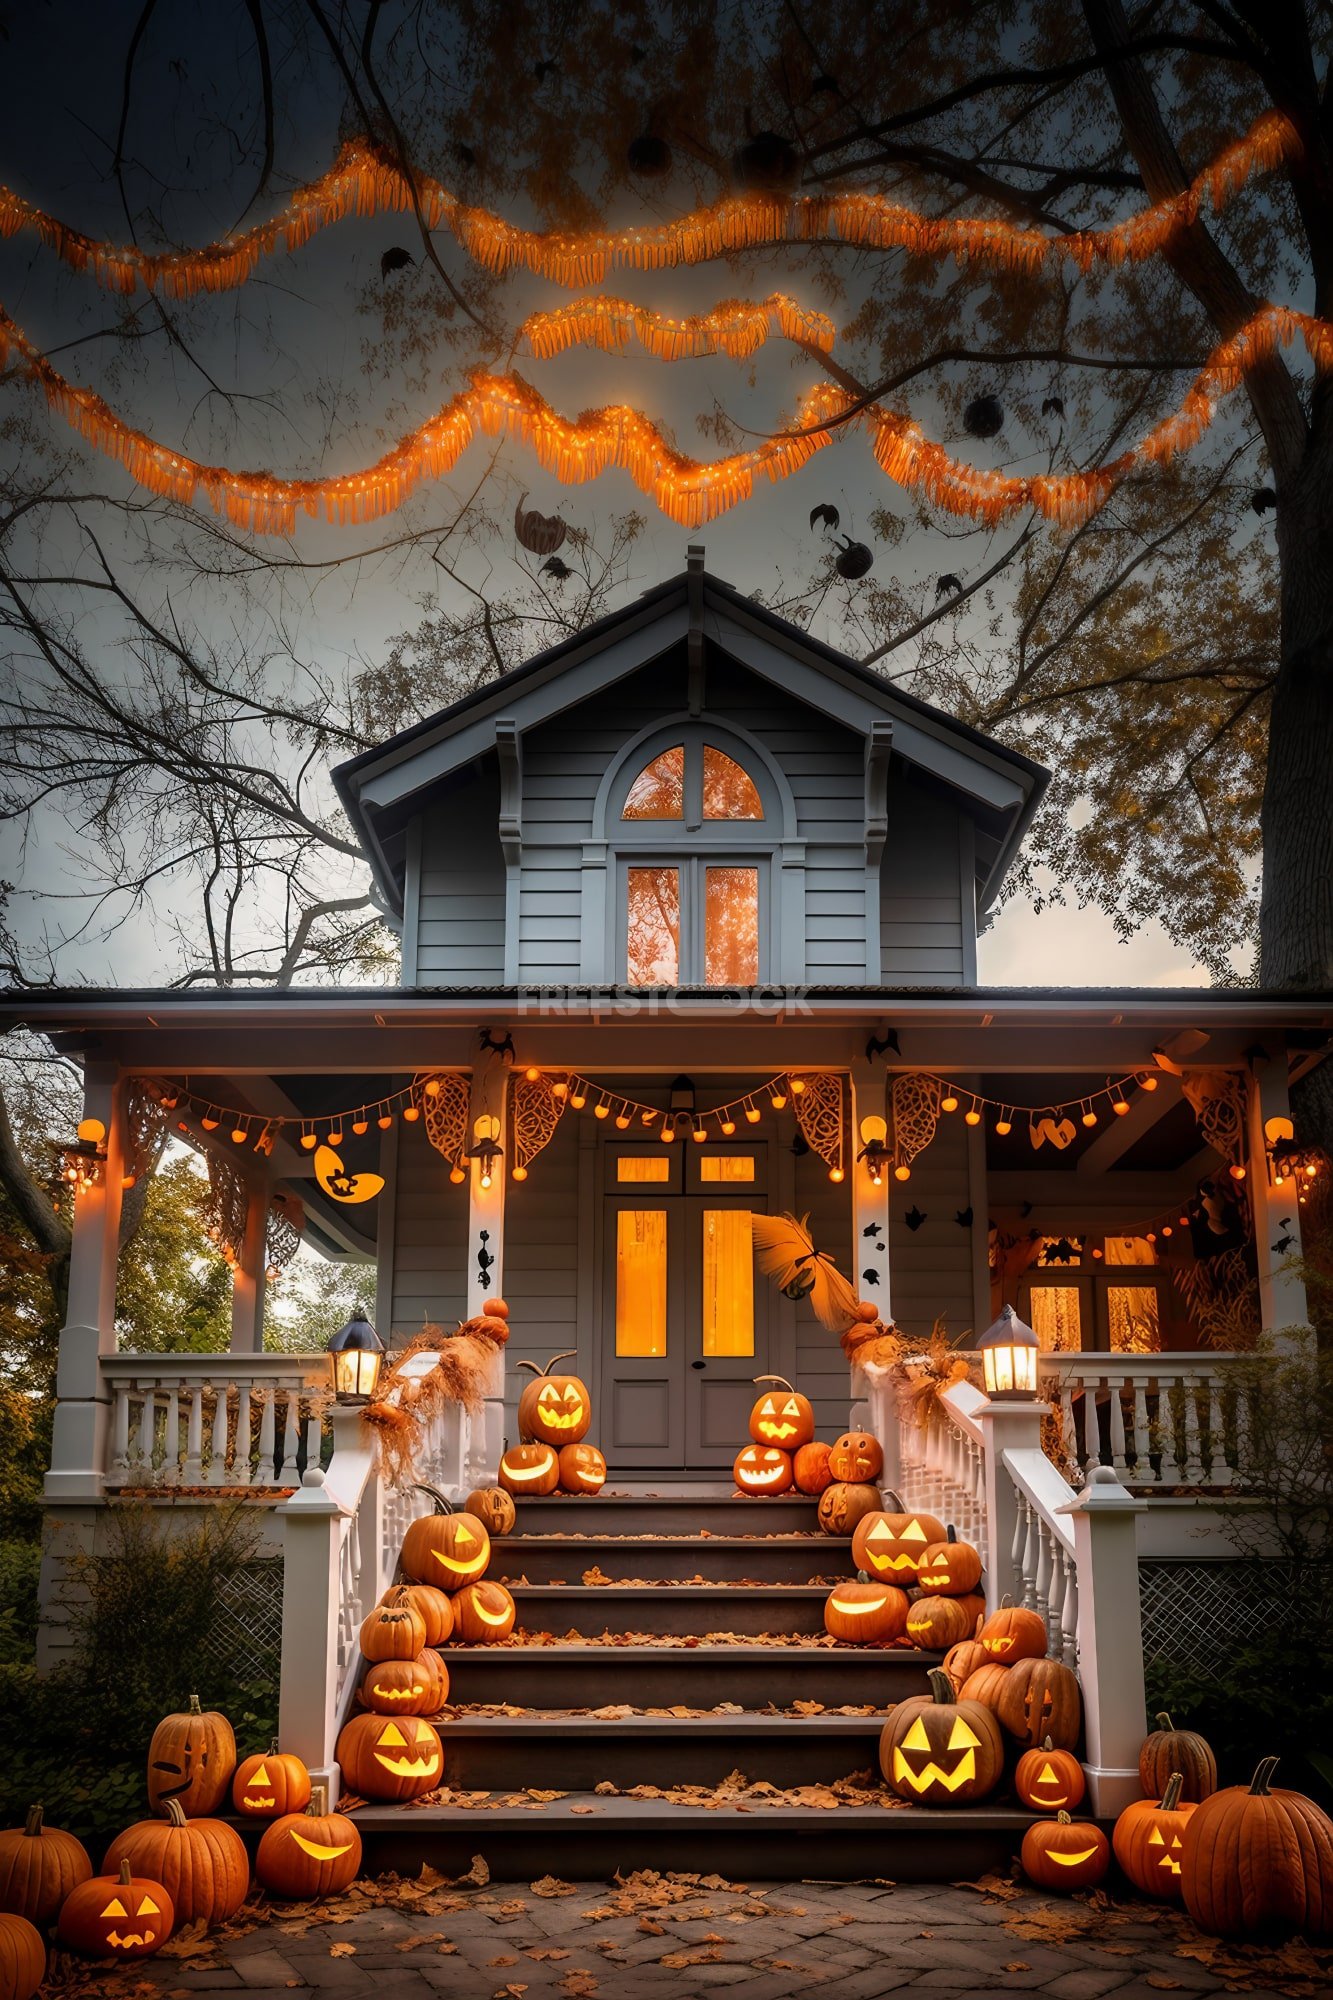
xmin=1105 ymin=1235 xmax=1157 ymax=1265
xmin=1028 ymin=1285 xmax=1082 ymax=1351
xmin=617 ymin=1156 xmax=671 ymax=1183
xmin=701 ymin=1209 xmax=754 ymax=1356
xmin=623 ymin=747 xmax=684 ymax=818
xmin=627 ymin=866 xmax=680 ymax=984
xmin=616 ymin=1210 xmax=667 ymax=1356
xmin=703 ymin=746 xmax=763 ymax=819
xmin=704 ymin=866 xmax=758 ymax=984
xmin=1108 ymin=1285 xmax=1160 ymax=1352
xmin=699 ymin=1155 xmax=755 ymax=1182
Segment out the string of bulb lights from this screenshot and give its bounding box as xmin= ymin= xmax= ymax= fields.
xmin=884 ymin=1068 xmax=1160 ymax=1183
xmin=147 ymin=1073 xmax=455 ymax=1156
xmin=526 ymin=1069 xmax=835 ymax=1172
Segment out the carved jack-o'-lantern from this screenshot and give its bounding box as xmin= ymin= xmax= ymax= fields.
xmin=517 ymin=1351 xmax=591 ymax=1444
xmin=827 ymin=1431 xmax=884 ymax=1484
xmin=817 ymin=1481 xmax=883 ymax=1536
xmin=1021 ymin=1812 xmax=1110 ymax=1891
xmin=465 ymin=1487 xmax=516 ymax=1538
xmin=231 ymin=1741 xmax=312 ymax=1819
xmin=359 ymin=1649 xmax=449 ymax=1715
xmin=57 ymin=1857 xmax=173 ymax=1959
xmin=359 ymin=1587 xmax=427 ymax=1663
xmin=1014 ymin=1735 xmax=1086 ymax=1813
xmin=748 ymin=1376 xmax=815 ymax=1449
xmin=734 ymin=1444 xmax=793 ymax=1495
xmin=976 ymin=1601 xmax=1048 ymax=1661
xmin=905 ymin=1593 xmax=978 ymax=1652
xmin=336 ymin=1713 xmax=443 ymax=1801
xmin=454 ymin=1579 xmax=517 ymax=1643
xmin=915 ymin=1528 xmax=984 ymax=1597
xmin=791 ymin=1440 xmax=834 ymax=1495
xmin=146 ymin=1694 xmax=236 ymax=1819
xmin=558 ymin=1442 xmax=607 ymax=1494
xmin=498 ymin=1440 xmax=561 ymax=1495
xmin=823 ymin=1572 xmax=908 ymax=1645
xmin=851 ymin=1510 xmax=947 ymax=1580
xmin=962 ymin=1655 xmax=1082 ymax=1749
xmin=256 ymin=1802 xmax=362 ymax=1899
xmin=400 ymin=1487 xmax=492 ymax=1587
xmin=1113 ymin=1774 xmax=1195 ymax=1902
xmin=879 ymin=1668 xmax=1004 ymax=1806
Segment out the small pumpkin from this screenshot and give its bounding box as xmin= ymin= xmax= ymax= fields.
xmin=453 ymin=1580 xmax=517 ymax=1644
xmin=823 ymin=1573 xmax=908 ymax=1645
xmin=791 ymin=1440 xmax=834 ymax=1495
xmin=1021 ymin=1811 xmax=1109 ymax=1891
xmin=904 ymin=1594 xmax=976 ymax=1651
xmin=231 ymin=1741 xmax=311 ymax=1819
xmin=57 ymin=1856 xmax=172 ymax=1959
xmin=465 ymin=1487 xmax=516 ymax=1537
xmin=851 ymin=1509 xmax=946 ymax=1580
xmin=1014 ymin=1736 xmax=1086 ymax=1814
xmin=498 ymin=1441 xmax=561 ymax=1496
xmin=915 ymin=1527 xmax=983 ymax=1597
xmin=941 ymin=1640 xmax=990 ymax=1693
xmin=1182 ymin=1756 xmax=1333 ymax=1940
xmin=460 ymin=1304 xmax=510 ymax=1346
xmin=827 ymin=1430 xmax=884 ymax=1484
xmin=1139 ymin=1711 xmax=1217 ymax=1804
xmin=146 ymin=1693 xmax=236 ymax=1818
xmin=748 ymin=1376 xmax=815 ymax=1450
xmin=400 ymin=1486 xmax=492 ymax=1586
xmin=359 ymin=1585 xmax=427 ymax=1663
xmin=336 ymin=1714 xmax=443 ymax=1802
xmin=397 ymin=1583 xmax=454 ymax=1649
xmin=0 ymin=1913 xmax=44 ymax=2000
xmin=879 ymin=1666 xmax=1004 ymax=1806
xmin=256 ymin=1801 xmax=362 ymax=1899
xmin=0 ymin=1803 xmax=92 ymax=1927
xmin=359 ymin=1649 xmax=449 ymax=1715
xmin=817 ymin=1481 xmax=883 ymax=1536
xmin=976 ymin=1601 xmax=1048 ymax=1662
xmin=962 ymin=1655 xmax=1082 ymax=1750
xmin=517 ymin=1351 xmax=591 ymax=1445
xmin=103 ymin=1798 xmax=248 ymax=1928
xmin=734 ymin=1444 xmax=793 ymax=1495
xmin=558 ymin=1442 xmax=607 ymax=1494
xmin=1114 ymin=1773 xmax=1194 ymax=1902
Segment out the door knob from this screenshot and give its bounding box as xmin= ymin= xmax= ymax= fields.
xmin=691 ymin=1360 xmax=706 ymax=1371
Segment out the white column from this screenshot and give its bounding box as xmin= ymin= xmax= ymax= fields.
xmin=848 ymin=1060 xmax=890 ymax=1318
xmin=276 ymin=1405 xmax=364 ymax=1804
xmin=1059 ymin=1464 xmax=1148 ymax=1816
xmin=46 ymin=1063 xmax=125 ymax=1500
xmin=230 ymin=1181 xmax=268 ymax=1353
xmin=467 ymin=1063 xmax=506 ymax=1477
xmin=1245 ymin=1050 xmax=1311 ymax=1338
xmin=974 ymin=1398 xmax=1048 ymax=1611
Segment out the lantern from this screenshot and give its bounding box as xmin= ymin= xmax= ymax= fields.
xmin=977 ymin=1304 xmax=1039 ymax=1401
xmin=327 ymin=1314 xmax=384 ymax=1403
xmin=857 ymin=1114 xmax=889 ymax=1185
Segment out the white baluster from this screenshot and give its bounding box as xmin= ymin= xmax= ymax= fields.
xmin=1180 ymin=1372 xmax=1205 ymax=1484
xmin=234 ymin=1379 xmax=252 ymax=1486
xmin=278 ymin=1387 xmax=301 ymax=1485
xmin=1009 ymin=1487 xmax=1028 ymax=1602
xmin=1020 ymin=1496 xmax=1039 ymax=1610
xmin=1205 ymin=1371 xmax=1233 ymax=1488
xmin=257 ymin=1384 xmax=276 ymax=1483
xmin=136 ymin=1382 xmax=157 ymax=1474
xmin=1153 ymin=1377 xmax=1184 ymax=1485
xmin=1080 ymin=1375 xmax=1102 ymax=1473
xmin=163 ymin=1384 xmax=181 ymax=1486
xmin=1046 ymin=1533 xmax=1066 ymax=1641
xmin=110 ymin=1383 xmax=131 ymax=1484
xmin=1060 ymin=1379 xmax=1080 ymax=1480
xmin=1108 ymin=1380 xmax=1129 ymax=1476
xmin=1059 ymin=1544 xmax=1079 ymax=1668
xmin=1034 ymin=1518 xmax=1053 ymax=1625
xmin=1129 ymin=1374 xmax=1155 ymax=1483
xmin=183 ymin=1385 xmax=204 ymax=1484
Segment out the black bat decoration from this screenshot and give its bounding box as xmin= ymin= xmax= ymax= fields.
xmin=380 ymin=246 xmax=414 ymax=278
xmin=904 ymin=1205 xmax=926 ymax=1231
xmin=476 ymin=1228 xmax=495 ymax=1284
xmin=865 ymin=1029 xmax=900 ymax=1061
xmin=1272 ymin=1221 xmax=1296 ymax=1253
xmin=935 ymin=573 xmax=963 ymax=596
xmin=810 ymin=502 xmax=840 ymax=531
xmin=955 ymin=1207 xmax=973 ymax=1228
xmin=1251 ymin=487 xmax=1277 ymax=514
xmin=861 ymin=1268 xmax=880 ymax=1287
xmin=1042 ymin=395 xmax=1065 ymax=419
xmin=479 ymin=1028 xmax=515 ymax=1061
xmin=541 ymin=555 xmax=574 ymax=579
xmin=862 ymin=1221 xmax=884 ymax=1239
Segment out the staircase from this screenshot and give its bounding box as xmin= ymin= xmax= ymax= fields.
xmin=347 ymin=1489 xmax=1033 ymax=1879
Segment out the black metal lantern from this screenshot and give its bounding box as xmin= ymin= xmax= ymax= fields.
xmin=327 ymin=1314 xmax=385 ymax=1403
xmin=977 ymin=1304 xmax=1039 ymax=1402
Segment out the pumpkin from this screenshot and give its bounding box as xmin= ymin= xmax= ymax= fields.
xmin=1014 ymin=1736 xmax=1086 ymax=1814
xmin=359 ymin=1649 xmax=449 ymax=1715
xmin=915 ymin=1528 xmax=983 ymax=1598
xmin=748 ymin=1376 xmax=815 ymax=1450
xmin=1182 ymin=1756 xmax=1333 ymax=1940
xmin=256 ymin=1802 xmax=362 ymax=1899
xmin=103 ymin=1798 xmax=248 ymax=1928
xmin=146 ymin=1693 xmax=235 ymax=1818
xmin=1021 ymin=1811 xmax=1109 ymax=1891
xmin=1139 ymin=1711 xmax=1217 ymax=1804
xmin=231 ymin=1741 xmax=311 ymax=1819
xmin=905 ymin=1594 xmax=976 ymax=1651
xmin=460 ymin=1305 xmax=510 ymax=1347
xmin=453 ymin=1580 xmax=517 ymax=1643
xmin=851 ymin=1509 xmax=947 ymax=1580
xmin=558 ymin=1442 xmax=607 ymax=1494
xmin=465 ymin=1487 xmax=516 ymax=1537
xmin=792 ymin=1440 xmax=834 ymax=1495
xmin=823 ymin=1573 xmax=908 ymax=1645
xmin=57 ymin=1856 xmax=172 ymax=1959
xmin=498 ymin=1441 xmax=561 ymax=1496
xmin=827 ymin=1431 xmax=884 ymax=1484
xmin=879 ymin=1667 xmax=1004 ymax=1806
xmin=941 ymin=1640 xmax=990 ymax=1693
xmin=0 ymin=1803 xmax=91 ymax=1926
xmin=517 ymin=1351 xmax=591 ymax=1445
xmin=962 ymin=1655 xmax=1082 ymax=1749
xmin=359 ymin=1586 xmax=427 ymax=1663
xmin=976 ymin=1601 xmax=1048 ymax=1662
xmin=0 ymin=1913 xmax=44 ymax=2000
xmin=734 ymin=1444 xmax=793 ymax=1495
xmin=400 ymin=1487 xmax=492 ymax=1586
xmin=1114 ymin=1773 xmax=1194 ymax=1902
xmin=817 ymin=1482 xmax=883 ymax=1535
xmin=397 ymin=1583 xmax=454 ymax=1649
xmin=336 ymin=1713 xmax=443 ymax=1801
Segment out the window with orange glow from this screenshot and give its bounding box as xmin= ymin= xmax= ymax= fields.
xmin=699 ymin=1155 xmax=756 ymax=1182
xmin=1028 ymin=1286 xmax=1083 ymax=1351
xmin=703 ymin=746 xmax=763 ymax=819
xmin=626 ymin=866 xmax=680 ymax=984
xmin=623 ymin=746 xmax=684 ymax=819
xmin=701 ymin=1209 xmax=754 ymax=1356
xmin=616 ymin=1210 xmax=668 ymax=1356
xmin=617 ymin=1156 xmax=671 ymax=1183
xmin=1108 ymin=1286 xmax=1160 ymax=1352
xmin=705 ymin=867 xmax=758 ymax=983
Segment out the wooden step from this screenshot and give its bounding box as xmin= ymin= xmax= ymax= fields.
xmin=435 ymin=1641 xmax=938 ymax=1708
xmin=492 ymin=1533 xmax=840 ymax=1585
xmin=510 ymin=1492 xmax=830 ymax=1536
xmin=439 ymin=1711 xmax=885 ymax=1790
xmin=505 ymin=1583 xmax=836 ymax=1637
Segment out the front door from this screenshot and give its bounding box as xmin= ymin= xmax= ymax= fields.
xmin=600 ymin=1139 xmax=771 ymax=1471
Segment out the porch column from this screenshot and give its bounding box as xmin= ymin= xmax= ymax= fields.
xmin=46 ymin=1062 xmax=125 ymax=1500
xmin=848 ymin=1060 xmax=892 ymax=1466
xmin=1245 ymin=1049 xmax=1311 ymax=1338
xmin=467 ymin=1062 xmax=506 ymax=1482
xmin=230 ymin=1180 xmax=268 ymax=1354
xmin=1059 ymin=1465 xmax=1148 ymax=1817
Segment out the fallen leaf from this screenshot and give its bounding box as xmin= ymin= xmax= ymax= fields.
xmin=329 ymin=1942 xmax=357 ymax=1958
xmin=531 ymin=1875 xmax=578 ymax=1898
xmin=1145 ymin=1980 xmax=1182 ymax=1992
xmin=489 ymin=1955 xmax=519 ymax=1967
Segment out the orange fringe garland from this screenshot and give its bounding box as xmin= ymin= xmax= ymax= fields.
xmin=0 ymin=110 xmax=1302 ymax=297
xmin=2 ymin=299 xmax=1328 ymax=533
xmin=522 ymin=292 xmax=835 ymax=361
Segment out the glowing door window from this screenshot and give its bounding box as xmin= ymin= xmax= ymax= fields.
xmin=616 ymin=1210 xmax=667 ymax=1356
xmin=627 ymin=867 xmax=680 ymax=985
xmin=1108 ymin=1285 xmax=1160 ymax=1352
xmin=704 ymin=866 xmax=758 ymax=984
xmin=1028 ymin=1286 xmax=1082 ymax=1351
xmin=701 ymin=1208 xmax=754 ymax=1357
xmin=699 ymin=1156 xmax=756 ymax=1182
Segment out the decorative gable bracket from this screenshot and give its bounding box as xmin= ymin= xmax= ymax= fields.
xmin=864 ymin=719 xmax=893 ymax=869
xmin=496 ymin=718 xmax=523 ymax=867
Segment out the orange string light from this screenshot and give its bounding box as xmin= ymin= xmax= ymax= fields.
xmin=522 ymin=292 xmax=835 ymax=361
xmin=0 ymin=111 xmax=1301 ymax=297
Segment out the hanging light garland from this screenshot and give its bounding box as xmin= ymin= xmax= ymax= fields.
xmin=146 ymin=1071 xmax=462 ymax=1154
xmin=520 ymin=1069 xmax=846 ymax=1180
xmin=522 ymin=292 xmax=835 ymax=361
xmin=0 ymin=110 xmax=1298 ymax=297
xmin=890 ymin=1069 xmax=1160 ymax=1178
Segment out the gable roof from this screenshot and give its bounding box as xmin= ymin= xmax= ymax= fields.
xmin=333 ymin=557 xmax=1049 ymax=915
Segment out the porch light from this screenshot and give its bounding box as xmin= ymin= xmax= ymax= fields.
xmin=978 ymin=1305 xmax=1039 ymax=1402
xmin=994 ymin=1112 xmax=1013 ymax=1135
xmin=857 ymin=1114 xmax=889 ymax=1186
xmin=59 ymin=1117 xmax=108 ymax=1190
xmin=472 ymin=1113 xmax=502 ymax=1190
xmin=327 ymin=1313 xmax=385 ymax=1403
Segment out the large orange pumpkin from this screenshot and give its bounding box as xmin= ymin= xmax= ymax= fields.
xmin=517 ymin=1351 xmax=591 ymax=1445
xmin=103 ymin=1798 xmax=249 ymax=1928
xmin=359 ymin=1586 xmax=427 ymax=1663
xmin=1014 ymin=1736 xmax=1086 ymax=1813
xmin=465 ymin=1487 xmax=516 ymax=1537
xmin=976 ymin=1602 xmax=1048 ymax=1662
xmin=962 ymin=1655 xmax=1082 ymax=1749
xmin=851 ymin=1509 xmax=946 ymax=1580
xmin=397 ymin=1583 xmax=454 ymax=1649
xmin=453 ymin=1580 xmax=517 ymax=1643
xmin=0 ymin=1804 xmax=91 ymax=1926
xmin=827 ymin=1431 xmax=884 ymax=1484
xmin=558 ymin=1442 xmax=607 ymax=1494
xmin=817 ymin=1481 xmax=882 ymax=1535
xmin=1139 ymin=1711 xmax=1217 ymax=1803
xmin=904 ymin=1594 xmax=977 ymax=1651
xmin=941 ymin=1640 xmax=990 ymax=1693
xmin=749 ymin=1377 xmax=815 ymax=1450
xmin=146 ymin=1694 xmax=236 ymax=1818
xmin=498 ymin=1441 xmax=561 ymax=1496
xmin=400 ymin=1488 xmax=492 ymax=1586
xmin=231 ymin=1742 xmax=312 ymax=1820
xmin=1114 ymin=1773 xmax=1195 ymax=1902
xmin=791 ymin=1440 xmax=834 ymax=1495
xmin=57 ymin=1857 xmax=173 ymax=1959
xmin=734 ymin=1444 xmax=793 ymax=1495
xmin=1021 ymin=1812 xmax=1109 ymax=1891
xmin=0 ymin=1912 xmax=45 ymax=2000
xmin=822 ymin=1574 xmax=908 ymax=1645
xmin=359 ymin=1649 xmax=449 ymax=1715
xmin=336 ymin=1714 xmax=443 ymax=1801
xmin=915 ymin=1529 xmax=983 ymax=1597
xmin=256 ymin=1803 xmax=362 ymax=1899
xmin=879 ymin=1667 xmax=1004 ymax=1806
xmin=1182 ymin=1757 xmax=1333 ymax=1939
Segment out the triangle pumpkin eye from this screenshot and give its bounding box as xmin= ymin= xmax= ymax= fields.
xmin=901 ymin=1718 xmax=931 ymax=1752
xmin=454 ymin=1523 xmax=475 ymax=1545
xmin=379 ymin=1721 xmax=407 ymax=1746
xmin=1148 ymin=1828 xmax=1164 ymax=1845
xmin=903 ymin=1520 xmax=928 ymax=1541
xmin=947 ymin=1717 xmax=981 ymax=1750
xmin=250 ymin=1763 xmax=271 ymax=1785
xmin=138 ymin=1895 xmax=161 ymax=1915
xmin=102 ymin=1899 xmax=128 ymax=1918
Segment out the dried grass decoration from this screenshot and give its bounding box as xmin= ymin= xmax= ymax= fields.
xmin=750 ymin=1212 xmax=860 ymax=1331
xmin=361 ymin=1315 xmax=505 ymax=1485
xmin=899 ymin=1319 xmax=974 ymax=1429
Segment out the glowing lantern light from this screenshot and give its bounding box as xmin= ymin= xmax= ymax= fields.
xmin=978 ymin=1305 xmax=1038 ymax=1402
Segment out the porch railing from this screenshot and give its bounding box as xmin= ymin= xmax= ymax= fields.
xmin=102 ymin=1354 xmax=332 ymax=1490
xmin=1041 ymin=1351 xmax=1255 ymax=1491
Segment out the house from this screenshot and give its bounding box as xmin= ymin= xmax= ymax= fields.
xmin=14 ymin=550 xmax=1327 ymax=1870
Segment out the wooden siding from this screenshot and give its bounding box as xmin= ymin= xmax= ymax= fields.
xmin=412 ymin=767 xmax=507 ymax=983
xmin=886 ymin=1110 xmax=976 ymax=1341
xmin=880 ymin=781 xmax=967 ymax=985
xmin=388 ymin=1121 xmax=469 ymax=1335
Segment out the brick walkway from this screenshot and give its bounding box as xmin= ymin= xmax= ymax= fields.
xmin=108 ymin=1871 xmax=1330 ymax=2000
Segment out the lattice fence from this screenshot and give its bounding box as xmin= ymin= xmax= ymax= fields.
xmin=198 ymin=1557 xmax=284 ymax=1682
xmin=1139 ymin=1560 xmax=1332 ymax=1676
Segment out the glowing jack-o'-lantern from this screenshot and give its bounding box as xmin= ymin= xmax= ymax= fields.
xmin=915 ymin=1528 xmax=983 ymax=1597
xmin=359 ymin=1648 xmax=449 ymax=1715
xmin=498 ymin=1440 xmax=561 ymax=1495
xmin=359 ymin=1586 xmax=427 ymax=1663
xmin=879 ymin=1668 xmax=1004 ymax=1806
xmin=400 ymin=1486 xmax=492 ymax=1587
xmin=454 ymin=1579 xmax=517 ymax=1643
xmin=57 ymin=1857 xmax=173 ymax=1959
xmin=146 ymin=1694 xmax=236 ymax=1819
xmin=1139 ymin=1711 xmax=1217 ymax=1803
xmin=517 ymin=1351 xmax=591 ymax=1444
xmin=733 ymin=1444 xmax=793 ymax=1495
xmin=851 ymin=1509 xmax=947 ymax=1580
xmin=558 ymin=1442 xmax=607 ymax=1494
xmin=0 ymin=1912 xmax=44 ymax=2000
xmin=256 ymin=1801 xmax=363 ymax=1899
xmin=1021 ymin=1811 xmax=1109 ymax=1891
xmin=976 ymin=1599 xmax=1047 ymax=1660
xmin=336 ymin=1713 xmax=443 ymax=1801
xmin=465 ymin=1487 xmax=516 ymax=1538
xmin=905 ymin=1594 xmax=979 ymax=1652
xmin=823 ymin=1572 xmax=908 ymax=1644
xmin=962 ymin=1655 xmax=1082 ymax=1749
xmin=1014 ymin=1735 xmax=1086 ymax=1814
xmin=817 ymin=1481 xmax=883 ymax=1536
xmin=0 ymin=1803 xmax=92 ymax=1927
xmin=231 ymin=1740 xmax=311 ymax=1819
xmin=827 ymin=1431 xmax=884 ymax=1484
xmin=748 ymin=1376 xmax=815 ymax=1449
xmin=102 ymin=1798 xmax=249 ymax=1928
xmin=791 ymin=1440 xmax=834 ymax=1495
xmin=1113 ymin=1774 xmax=1194 ymax=1902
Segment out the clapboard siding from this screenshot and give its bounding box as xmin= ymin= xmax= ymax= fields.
xmin=887 ymin=1114 xmax=975 ymax=1341
xmin=412 ymin=768 xmax=506 ymax=982
xmin=389 ymin=1122 xmax=469 ymax=1334
xmin=880 ymin=780 xmax=966 ymax=985
xmin=500 ymin=1114 xmax=585 ymax=1442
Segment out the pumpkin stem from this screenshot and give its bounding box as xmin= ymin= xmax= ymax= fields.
xmin=268 ymin=1736 xmax=281 ymax=1755
xmin=412 ymin=1482 xmax=453 ymax=1516
xmin=1155 ymin=1711 xmax=1174 ymax=1730
xmin=118 ymin=1859 xmax=133 ymax=1886
xmin=187 ymin=1693 xmax=202 ymax=1714
xmin=926 ymin=1668 xmax=955 ymax=1705
xmin=1161 ymin=1772 xmax=1185 ymax=1812
xmin=23 ymin=1804 xmax=43 ymax=1837
xmin=752 ymin=1374 xmax=796 ymax=1393
xmin=1041 ymin=1737 xmax=1054 ymax=1752
xmin=1056 ymin=1811 xmax=1072 ymax=1825
xmin=163 ymin=1798 xmax=189 ymax=1828
xmin=856 ymin=1570 xmax=871 ymax=1584
xmin=945 ymin=1524 xmax=957 ymax=1542
xmin=1250 ymin=1756 xmax=1280 ymax=1797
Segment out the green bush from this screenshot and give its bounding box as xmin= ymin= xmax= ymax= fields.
xmin=0 ymin=1538 xmax=40 ymax=1666
xmin=1146 ymin=1628 xmax=1333 ymax=1810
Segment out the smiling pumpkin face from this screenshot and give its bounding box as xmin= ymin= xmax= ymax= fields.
xmin=58 ymin=1860 xmax=173 ymax=1959
xmin=827 ymin=1431 xmax=884 ymax=1484
xmin=359 ymin=1649 xmax=449 ymax=1716
xmin=1013 ymin=1737 xmax=1086 ymax=1814
xmin=823 ymin=1574 xmax=908 ymax=1644
xmin=733 ymin=1444 xmax=793 ymax=1495
xmin=1021 ymin=1813 xmax=1109 ymax=1891
xmin=454 ymin=1579 xmax=517 ymax=1643
xmin=916 ymin=1535 xmax=984 ymax=1597
xmin=256 ymin=1805 xmax=363 ymax=1899
xmin=879 ymin=1669 xmax=1004 ymax=1806
xmin=498 ymin=1441 xmax=561 ymax=1495
xmin=851 ymin=1510 xmax=947 ymax=1580
xmin=400 ymin=1505 xmax=492 ymax=1590
xmin=336 ymin=1713 xmax=443 ymax=1800
xmin=748 ymin=1378 xmax=815 ymax=1449
xmin=517 ymin=1352 xmax=591 ymax=1445
xmin=231 ymin=1744 xmax=311 ymax=1819
xmin=558 ymin=1442 xmax=607 ymax=1494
